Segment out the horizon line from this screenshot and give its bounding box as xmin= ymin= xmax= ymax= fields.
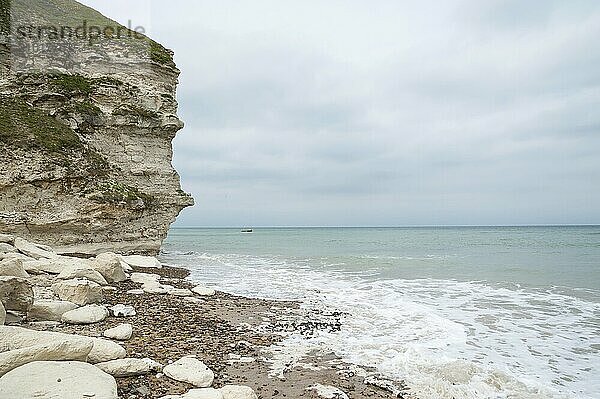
xmin=170 ymin=224 xmax=600 ymax=229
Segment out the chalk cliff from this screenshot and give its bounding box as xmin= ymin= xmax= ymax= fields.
xmin=0 ymin=0 xmax=193 ymax=255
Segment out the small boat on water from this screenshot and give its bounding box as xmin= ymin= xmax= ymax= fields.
xmin=241 ymin=228 xmax=253 ymax=233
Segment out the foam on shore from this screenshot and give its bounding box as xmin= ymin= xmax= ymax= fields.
xmin=162 ymin=251 xmax=600 ymax=399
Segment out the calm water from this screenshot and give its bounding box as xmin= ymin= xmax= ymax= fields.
xmin=161 ymin=226 xmax=600 ymax=399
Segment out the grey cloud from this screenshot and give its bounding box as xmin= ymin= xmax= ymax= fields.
xmin=90 ymin=0 xmax=600 ymax=226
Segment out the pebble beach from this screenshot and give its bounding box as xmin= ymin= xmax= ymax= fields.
xmin=0 ymin=233 xmax=408 ymax=399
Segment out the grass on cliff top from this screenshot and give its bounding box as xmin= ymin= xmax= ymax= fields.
xmin=5 ymin=0 xmax=175 ymax=66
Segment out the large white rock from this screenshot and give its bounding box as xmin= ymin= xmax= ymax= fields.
xmin=95 ymin=357 xmax=162 ymax=377
xmin=23 ymin=255 xmax=87 ymax=274
xmin=88 ymin=338 xmax=127 ymax=364
xmin=0 ymin=302 xmax=5 ymax=325
xmin=0 ymin=276 xmax=33 ymax=311
xmin=110 ymin=304 xmax=136 ymax=317
xmin=0 ymin=337 xmax=93 ymax=376
xmin=13 ymin=237 xmax=55 ymax=259
xmin=103 ymin=323 xmax=133 ymax=340
xmin=0 ymin=326 xmax=124 ymax=364
xmin=58 ymin=264 xmax=108 ymax=285
xmin=0 ymin=234 xmax=14 ymax=244
xmin=27 ymin=300 xmax=79 ymax=321
xmin=0 ymin=361 xmax=118 ymax=399
xmin=163 ymin=356 xmax=215 ymax=387
xmin=161 ymin=388 xmax=224 ymax=399
xmin=62 ymin=304 xmax=109 ymax=324
xmin=52 ymin=279 xmax=103 ymax=306
xmin=121 ymin=254 xmax=162 ymax=269
xmin=0 ymin=258 xmax=29 ymax=278
xmin=219 ymin=385 xmax=258 ymax=399
xmin=192 ymin=285 xmax=216 ymax=296
xmin=93 ymin=252 xmax=127 ymax=283
xmin=0 ymin=243 xmax=17 ymax=253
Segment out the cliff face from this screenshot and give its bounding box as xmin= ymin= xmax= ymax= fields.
xmin=0 ymin=0 xmax=193 ymax=255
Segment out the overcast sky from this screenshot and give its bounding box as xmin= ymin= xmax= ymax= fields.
xmin=81 ymin=0 xmax=600 ymax=227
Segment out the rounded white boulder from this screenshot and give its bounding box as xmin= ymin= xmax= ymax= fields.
xmin=103 ymin=323 xmax=133 ymax=340
xmin=0 ymin=361 xmax=117 ymax=399
xmin=62 ymin=304 xmax=109 ymax=324
xmin=163 ymin=356 xmax=214 ymax=387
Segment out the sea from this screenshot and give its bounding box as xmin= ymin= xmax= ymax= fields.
xmin=159 ymin=226 xmax=600 ymax=399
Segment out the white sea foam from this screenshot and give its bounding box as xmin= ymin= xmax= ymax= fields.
xmin=166 ymin=251 xmax=600 ymax=399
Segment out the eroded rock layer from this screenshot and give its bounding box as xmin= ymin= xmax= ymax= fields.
xmin=0 ymin=0 xmax=193 ymax=255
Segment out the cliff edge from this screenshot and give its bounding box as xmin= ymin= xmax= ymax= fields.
xmin=0 ymin=0 xmax=194 ymax=255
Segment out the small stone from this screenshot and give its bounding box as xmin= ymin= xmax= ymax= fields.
xmin=183 ymin=297 xmax=204 ymax=304
xmin=103 ymin=323 xmax=133 ymax=340
xmin=219 ymin=385 xmax=258 ymax=399
xmin=127 ymin=289 xmax=144 ymax=295
xmin=130 ymin=272 xmax=160 ymax=285
xmin=95 ymin=358 xmax=162 ymax=377
xmin=110 ymin=304 xmax=136 ymax=317
xmin=169 ymin=288 xmax=193 ymax=297
xmin=192 ymin=286 xmax=216 ymax=296
xmin=62 ymin=305 xmax=109 ymax=325
xmin=306 ymin=384 xmax=349 ymax=399
xmin=121 ymin=255 xmax=162 ymax=269
xmin=135 ymin=385 xmax=151 ymax=396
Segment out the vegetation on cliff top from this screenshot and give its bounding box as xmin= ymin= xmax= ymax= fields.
xmin=7 ymin=0 xmax=175 ymax=67
xmin=149 ymin=42 xmax=174 ymax=65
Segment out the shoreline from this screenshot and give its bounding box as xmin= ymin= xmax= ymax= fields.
xmin=0 ymin=235 xmax=411 ymax=398
xmin=41 ymin=265 xmax=411 ymax=398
